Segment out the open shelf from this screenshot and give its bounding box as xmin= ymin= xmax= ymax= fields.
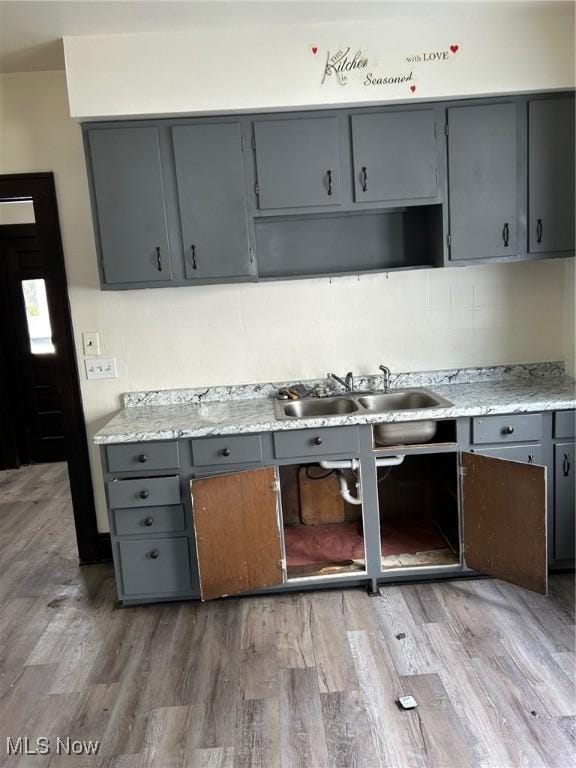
xmin=255 ymin=205 xmax=443 ymax=280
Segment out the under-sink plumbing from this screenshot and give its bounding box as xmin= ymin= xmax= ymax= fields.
xmin=319 ymin=456 xmax=405 ymax=506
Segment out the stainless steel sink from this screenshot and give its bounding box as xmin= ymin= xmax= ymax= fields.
xmin=281 ymin=397 xmax=360 ymax=418
xmin=274 ymin=387 xmax=453 ymax=446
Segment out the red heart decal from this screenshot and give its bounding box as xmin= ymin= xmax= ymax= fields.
xmin=410 ymin=85 xmax=416 ymax=93
xmin=312 ymin=46 xmax=318 ymax=55
xmin=450 ymin=44 xmax=459 ymax=53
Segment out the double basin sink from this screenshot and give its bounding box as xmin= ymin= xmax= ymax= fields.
xmin=274 ymin=389 xmax=454 ymax=446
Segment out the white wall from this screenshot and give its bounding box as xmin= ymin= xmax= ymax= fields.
xmin=64 ymin=2 xmax=575 ymax=120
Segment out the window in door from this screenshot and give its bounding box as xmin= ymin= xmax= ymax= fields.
xmin=21 ymin=278 xmax=55 ymax=354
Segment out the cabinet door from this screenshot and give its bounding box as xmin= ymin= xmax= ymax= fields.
xmin=528 ymin=98 xmax=576 ymax=254
xmin=351 ymin=110 xmax=437 ymax=202
xmin=448 ymin=103 xmax=518 ymax=261
xmin=461 ymin=452 xmax=547 ymax=593
xmin=88 ymin=126 xmax=172 ymax=284
xmin=172 ymin=123 xmax=252 ymax=280
xmin=554 ymin=443 xmax=575 ymax=561
xmin=190 ymin=467 xmax=284 ymax=600
xmin=254 ymin=117 xmax=341 ymax=209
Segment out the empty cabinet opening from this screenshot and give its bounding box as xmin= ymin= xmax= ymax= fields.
xmin=255 ymin=206 xmax=443 ymax=279
xmin=378 ymin=453 xmax=459 ymax=570
xmin=278 ymin=462 xmax=366 ymax=580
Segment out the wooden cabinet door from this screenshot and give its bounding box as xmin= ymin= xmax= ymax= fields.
xmin=253 ymin=117 xmax=342 ymax=209
xmin=88 ymin=126 xmax=172 ymax=285
xmin=461 ymin=452 xmax=547 ymax=593
xmin=528 ymin=97 xmax=575 ymax=254
xmin=351 ymin=110 xmax=437 ymax=203
xmin=448 ymin=103 xmax=518 ymax=261
xmin=172 ymin=123 xmax=252 ymax=280
xmin=190 ymin=467 xmax=285 ymax=600
xmin=554 ymin=443 xmax=575 ymax=561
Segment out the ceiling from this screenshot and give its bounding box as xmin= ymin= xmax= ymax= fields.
xmin=0 ymin=0 xmax=535 ymax=74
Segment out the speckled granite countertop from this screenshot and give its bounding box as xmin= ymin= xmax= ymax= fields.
xmin=93 ymin=363 xmax=576 ymax=444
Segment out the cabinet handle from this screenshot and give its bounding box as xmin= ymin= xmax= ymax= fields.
xmin=221 ymin=448 xmax=231 ymax=457
xmin=149 ymin=549 xmax=159 ymax=560
xmin=528 ymin=454 xmax=534 ymax=464
xmin=502 ymin=222 xmax=510 ymax=248
xmin=191 ymin=244 xmax=197 ymax=270
xmin=536 ymin=219 xmax=543 ymax=244
xmin=138 ymin=454 xmax=148 ymax=464
xmin=502 ymin=425 xmax=515 ymax=435
xmin=139 ymin=489 xmax=149 ymax=499
xmin=563 ymin=452 xmax=571 ymax=477
xmin=327 ymin=170 xmax=333 ymax=196
xmin=361 ymin=167 xmax=368 ymax=192
xmin=156 ymin=246 xmax=162 ymax=271
xmin=144 ymin=517 xmax=154 ymax=527
xmin=313 ymin=436 xmax=323 ymax=446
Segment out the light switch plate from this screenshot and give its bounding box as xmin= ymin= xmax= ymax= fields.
xmin=85 ymin=357 xmax=117 ymax=380
xmin=82 ymin=331 xmax=100 ymax=356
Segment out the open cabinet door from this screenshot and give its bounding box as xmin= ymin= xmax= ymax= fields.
xmin=461 ymin=452 xmax=547 ymax=594
xmin=191 ymin=467 xmax=285 ymax=600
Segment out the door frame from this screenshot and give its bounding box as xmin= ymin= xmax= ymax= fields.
xmin=0 ymin=173 xmax=110 ymax=564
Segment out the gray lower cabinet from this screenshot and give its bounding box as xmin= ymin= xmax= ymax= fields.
xmin=351 ymin=109 xmax=438 ymax=203
xmin=117 ymin=537 xmax=193 ymax=597
xmin=253 ymin=116 xmax=342 ymax=209
xmin=528 ymin=97 xmax=575 ymax=254
xmin=447 ymin=102 xmax=518 ymax=261
xmin=172 ymin=122 xmax=252 ymax=280
xmin=554 ymin=442 xmax=575 ymax=562
xmin=87 ymin=126 xmax=172 ymax=285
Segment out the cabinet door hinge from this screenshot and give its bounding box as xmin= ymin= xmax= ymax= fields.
xmin=444 ymin=123 xmax=449 ymax=137
xmin=435 ymin=168 xmax=439 ymax=185
xmin=249 ymin=248 xmax=255 ymax=264
xmin=255 ymin=181 xmax=260 ymax=197
xmin=240 ymin=135 xmax=244 ymax=152
xmin=272 ymin=479 xmax=280 ymax=493
xmin=459 ymin=465 xmax=468 ymax=477
xmin=447 ymin=233 xmax=452 ymax=248
xmin=251 ymin=134 xmax=256 ymax=151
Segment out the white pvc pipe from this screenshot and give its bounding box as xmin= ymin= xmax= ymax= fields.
xmin=319 ymin=459 xmax=360 ymax=470
xmin=375 ymin=455 xmax=405 ymax=467
xmin=337 ymin=472 xmax=363 ymax=505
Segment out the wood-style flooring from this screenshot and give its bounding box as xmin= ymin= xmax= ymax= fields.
xmin=0 ymin=463 xmax=574 ymax=767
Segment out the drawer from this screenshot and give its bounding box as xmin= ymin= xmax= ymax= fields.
xmin=107 ymin=476 xmax=181 ymax=509
xmin=474 ymin=444 xmax=543 ymax=465
xmin=112 ymin=505 xmax=186 ymax=536
xmin=106 ymin=441 xmax=179 ymax=473
xmin=274 ymin=426 xmax=359 ymax=459
xmin=117 ymin=537 xmax=192 ymax=597
xmin=472 ymin=413 xmax=542 ymax=445
xmin=191 ymin=434 xmax=262 ymax=466
xmin=554 ymin=411 xmax=576 ymax=439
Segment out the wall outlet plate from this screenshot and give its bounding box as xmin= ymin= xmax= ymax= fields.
xmin=85 ymin=356 xmax=117 ymax=380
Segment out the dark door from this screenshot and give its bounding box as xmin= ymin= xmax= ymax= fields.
xmin=528 ymin=97 xmax=576 ymax=254
xmin=190 ymin=467 xmax=285 ymax=600
xmin=351 ymin=110 xmax=438 ymax=203
xmin=0 ymin=225 xmax=65 ymax=464
xmin=448 ymin=103 xmax=518 ymax=260
xmin=554 ymin=443 xmax=575 ymax=561
xmin=461 ymin=452 xmax=547 ymax=593
xmin=253 ymin=116 xmax=342 ymax=209
xmin=87 ymin=126 xmax=172 ymax=285
xmin=172 ymin=122 xmax=252 ymax=280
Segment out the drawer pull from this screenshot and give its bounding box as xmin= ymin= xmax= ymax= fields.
xmin=144 ymin=517 xmax=154 ymax=527
xmin=139 ymin=489 xmax=150 ymax=500
xmin=361 ymin=166 xmax=368 ymax=192
xmin=563 ymin=453 xmax=571 ymax=477
xmin=528 ymin=454 xmax=534 ymax=464
xmin=221 ymin=448 xmax=231 ymax=457
xmin=138 ymin=454 xmax=148 ymax=463
xmin=502 ymin=425 xmax=515 ymax=435
xmin=149 ymin=549 xmax=159 ymax=560
xmin=313 ymin=436 xmax=323 ymax=446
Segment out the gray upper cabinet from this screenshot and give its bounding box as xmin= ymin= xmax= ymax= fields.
xmin=528 ymin=97 xmax=575 ymax=254
xmin=448 ymin=103 xmax=518 ymax=261
xmin=172 ymin=122 xmax=252 ymax=280
xmin=253 ymin=116 xmax=342 ymax=209
xmin=351 ymin=110 xmax=438 ymax=203
xmin=88 ymin=126 xmax=172 ymax=285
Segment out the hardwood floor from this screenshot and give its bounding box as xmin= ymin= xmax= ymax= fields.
xmin=0 ymin=463 xmax=574 ymax=768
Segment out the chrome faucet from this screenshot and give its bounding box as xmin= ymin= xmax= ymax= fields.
xmin=379 ymin=365 xmax=391 ymax=393
xmin=328 ymin=371 xmax=355 ymax=392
